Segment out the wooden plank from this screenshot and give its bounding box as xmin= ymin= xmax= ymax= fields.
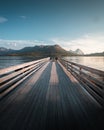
xmin=0 ymin=64 xmax=38 ymax=84
xmin=0 ymin=63 xmax=41 ymax=92
xmin=67 ymin=66 xmax=104 ymax=88
xmin=69 ymin=68 xmax=104 ymax=103
xmin=67 ymin=68 xmax=104 ymax=90
xmin=59 ymin=59 xmax=104 ymax=107
xmin=75 ymin=75 xmax=104 ymax=106
xmin=0 ymin=61 xmax=104 ymax=130
xmin=0 ymin=57 xmax=49 ymax=75
xmin=0 ymin=62 xmax=47 ymax=99
xmin=0 ymin=58 xmax=49 ymax=96
xmin=60 ymin=59 xmax=104 ymax=77
xmin=0 ymin=61 xmax=44 ymax=84
xmin=59 ymin=58 xmax=104 ymax=92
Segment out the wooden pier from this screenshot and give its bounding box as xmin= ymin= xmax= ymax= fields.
xmin=0 ymin=58 xmax=104 ymax=130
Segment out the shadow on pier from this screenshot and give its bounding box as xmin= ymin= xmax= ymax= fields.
xmin=0 ymin=60 xmax=104 ymax=130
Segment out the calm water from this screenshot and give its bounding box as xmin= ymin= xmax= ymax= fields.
xmin=64 ymin=56 xmax=104 ymax=71
xmin=0 ymin=56 xmax=37 ymax=69
xmin=0 ymin=56 xmax=104 ymax=71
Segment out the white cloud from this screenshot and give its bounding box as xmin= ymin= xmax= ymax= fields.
xmin=0 ymin=34 xmax=104 ymax=54
xmin=20 ymin=16 xmax=27 ymax=19
xmin=0 ymin=17 xmax=8 ymax=23
xmin=0 ymin=39 xmax=46 ymax=50
xmin=52 ymin=34 xmax=104 ymax=54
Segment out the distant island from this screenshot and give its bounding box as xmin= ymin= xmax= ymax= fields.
xmin=0 ymin=45 xmax=103 ymax=57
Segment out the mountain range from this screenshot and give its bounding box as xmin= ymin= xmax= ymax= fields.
xmin=0 ymin=45 xmax=103 ymax=57
xmin=0 ymin=47 xmax=16 ymax=55
xmin=0 ymin=45 xmax=73 ymax=57
xmin=69 ymin=49 xmax=84 ymax=55
xmin=87 ymin=51 xmax=104 ymax=56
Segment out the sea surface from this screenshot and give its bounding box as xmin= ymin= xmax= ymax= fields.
xmin=0 ymin=56 xmax=104 ymax=71
xmin=0 ymin=56 xmax=38 ymax=69
xmin=64 ymin=56 xmax=104 ymax=71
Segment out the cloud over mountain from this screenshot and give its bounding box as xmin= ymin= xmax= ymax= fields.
xmin=0 ymin=33 xmax=104 ymax=54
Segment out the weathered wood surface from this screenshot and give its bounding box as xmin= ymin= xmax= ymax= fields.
xmin=59 ymin=58 xmax=104 ymax=106
xmin=0 ymin=57 xmax=49 ymax=76
xmin=0 ymin=58 xmax=49 ymax=99
xmin=0 ymin=61 xmax=104 ymax=130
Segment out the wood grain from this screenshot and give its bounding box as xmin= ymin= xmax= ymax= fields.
xmin=0 ymin=61 xmax=104 ymax=130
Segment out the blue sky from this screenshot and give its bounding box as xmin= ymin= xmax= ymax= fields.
xmin=0 ymin=0 xmax=104 ymax=54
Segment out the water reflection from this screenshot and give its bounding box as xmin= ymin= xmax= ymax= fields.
xmin=0 ymin=56 xmax=37 ymax=69
xmin=64 ymin=56 xmax=104 ymax=71
xmin=0 ymin=56 xmax=104 ymax=71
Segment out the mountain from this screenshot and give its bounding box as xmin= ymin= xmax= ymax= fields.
xmin=87 ymin=51 xmax=104 ymax=56
xmin=15 ymin=44 xmax=68 ymax=56
xmin=0 ymin=47 xmax=8 ymax=52
xmin=0 ymin=47 xmax=15 ymax=55
xmin=0 ymin=45 xmax=73 ymax=57
xmin=69 ymin=49 xmax=84 ymax=55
